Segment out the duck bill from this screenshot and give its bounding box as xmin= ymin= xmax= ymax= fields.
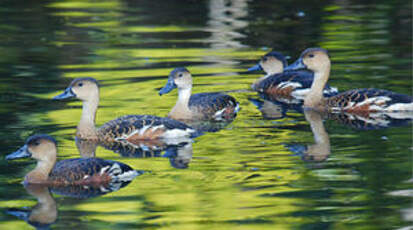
xmin=53 ymin=87 xmax=75 ymax=100
xmin=247 ymin=64 xmax=262 ymax=72
xmin=6 ymin=145 xmax=31 ymax=160
xmin=285 ymin=58 xmax=306 ymax=71
xmin=159 ymin=79 xmax=177 ymax=96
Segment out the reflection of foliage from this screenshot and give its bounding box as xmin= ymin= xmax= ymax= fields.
xmin=0 ymin=0 xmax=411 ymax=229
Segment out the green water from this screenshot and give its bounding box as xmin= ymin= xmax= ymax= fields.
xmin=0 ymin=0 xmax=411 ymax=229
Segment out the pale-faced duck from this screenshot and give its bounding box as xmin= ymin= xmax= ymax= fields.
xmin=248 ymin=51 xmax=338 ymax=101
xmin=285 ymin=48 xmax=413 ymax=113
xmin=6 ymin=134 xmax=142 ymax=185
xmin=159 ymin=67 xmax=240 ymax=121
xmin=53 ymin=77 xmax=196 ymax=141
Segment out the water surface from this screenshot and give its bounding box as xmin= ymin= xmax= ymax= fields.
xmin=0 ymin=0 xmax=411 ymax=229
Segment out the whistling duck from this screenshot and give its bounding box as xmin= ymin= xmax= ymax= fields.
xmin=159 ymin=67 xmax=240 ymax=121
xmin=6 ymin=134 xmax=142 ymax=185
xmin=53 ymin=77 xmax=196 ymax=141
xmin=248 ymin=51 xmax=338 ymax=100
xmin=285 ymin=48 xmax=413 ymax=113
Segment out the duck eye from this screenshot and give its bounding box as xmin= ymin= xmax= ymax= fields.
xmin=178 ymin=73 xmax=183 ymax=78
xmin=309 ymin=54 xmax=314 ymax=58
xmin=78 ymin=83 xmax=83 ymax=87
xmin=33 ymin=141 xmax=40 ymax=146
xmin=262 ymin=57 xmax=268 ymax=62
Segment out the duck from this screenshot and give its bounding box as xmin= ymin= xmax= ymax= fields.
xmin=5 ymin=134 xmax=142 ymax=185
xmin=159 ymin=67 xmax=240 ymax=121
xmin=53 ymin=77 xmax=196 ymax=141
xmin=247 ymin=51 xmax=338 ymax=100
xmin=285 ymin=48 xmax=413 ymax=113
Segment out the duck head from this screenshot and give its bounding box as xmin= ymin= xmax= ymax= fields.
xmin=53 ymin=77 xmax=99 ymax=102
xmin=6 ymin=134 xmax=57 ymax=162
xmin=285 ymin=48 xmax=330 ymax=73
xmin=247 ymin=51 xmax=288 ymax=75
xmin=159 ymin=67 xmax=192 ymax=95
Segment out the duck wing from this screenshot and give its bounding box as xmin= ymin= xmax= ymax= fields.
xmin=327 ymin=88 xmax=412 ymax=112
xmin=49 ymin=158 xmax=140 ymax=185
xmin=189 ymin=93 xmax=239 ymax=120
xmin=97 ymin=115 xmax=195 ymax=141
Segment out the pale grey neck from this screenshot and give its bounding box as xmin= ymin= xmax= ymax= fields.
xmin=78 ymin=97 xmax=99 ymax=132
xmin=177 ymin=88 xmax=192 ymax=108
xmin=31 ymin=153 xmax=57 ymax=181
xmin=304 ymin=66 xmax=330 ymax=107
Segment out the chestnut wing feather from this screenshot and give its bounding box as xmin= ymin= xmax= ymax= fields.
xmin=49 ymin=158 xmax=134 ymax=183
xmin=97 ymin=115 xmax=193 ymax=140
xmin=327 ymin=88 xmax=412 ymax=108
xmin=257 ymin=70 xmax=337 ymax=97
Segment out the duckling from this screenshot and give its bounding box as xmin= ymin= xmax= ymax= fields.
xmin=6 ymin=134 xmax=142 ymax=185
xmin=159 ymin=67 xmax=240 ymax=121
xmin=247 ymin=51 xmax=338 ymax=100
xmin=285 ymin=48 xmax=413 ymax=113
xmin=53 ymin=77 xmax=196 ymax=141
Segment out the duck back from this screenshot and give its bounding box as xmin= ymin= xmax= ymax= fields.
xmin=97 ymin=115 xmax=195 ymax=141
xmin=256 ymin=70 xmax=338 ymax=99
xmin=327 ymin=88 xmax=413 ymax=112
xmin=189 ymin=93 xmax=239 ymax=120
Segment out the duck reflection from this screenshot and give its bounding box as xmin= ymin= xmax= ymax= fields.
xmin=249 ymin=96 xmax=305 ymax=120
xmin=6 ymin=180 xmax=135 ymax=229
xmin=286 ymin=109 xmax=331 ymax=162
xmin=6 ymin=185 xmax=57 ymax=229
xmin=76 ymin=137 xmax=194 ymax=169
xmin=325 ymin=111 xmax=413 ymax=130
xmin=287 ymin=110 xmax=412 ymax=162
xmin=185 ymin=119 xmax=234 ymax=133
xmin=249 ymin=98 xmax=287 ymax=120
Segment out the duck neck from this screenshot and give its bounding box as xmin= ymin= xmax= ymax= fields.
xmin=177 ymin=87 xmax=192 ymax=107
xmin=77 ymin=95 xmax=99 ymax=139
xmin=169 ymin=87 xmax=192 ymax=119
xmin=25 ymin=150 xmax=57 ymax=184
xmin=304 ymin=64 xmax=330 ymax=108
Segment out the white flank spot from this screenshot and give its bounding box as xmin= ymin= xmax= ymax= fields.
xmin=278 ymin=81 xmax=302 ymax=89
xmin=353 ymin=114 xmax=390 ymax=126
xmin=162 ymin=128 xmax=194 ymax=138
xmin=329 ymin=87 xmax=339 ymax=93
xmin=114 ymin=170 xmax=139 ymax=182
xmin=83 ymin=175 xmax=89 ymax=180
xmin=99 ymin=186 xmax=110 ymax=192
xmin=213 ymin=108 xmax=227 ymax=120
xmin=383 ymin=111 xmax=413 ymax=119
xmin=291 ymin=88 xmax=310 ymax=99
xmin=386 ymin=103 xmax=413 ymax=112
xmin=138 ymin=125 xmax=150 ymax=136
xmin=109 ymin=163 xmax=122 ymax=175
xmin=99 ymin=166 xmax=110 ymax=175
xmin=357 ymin=96 xmax=391 ymax=107
xmin=343 ymin=102 xmax=355 ymax=110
